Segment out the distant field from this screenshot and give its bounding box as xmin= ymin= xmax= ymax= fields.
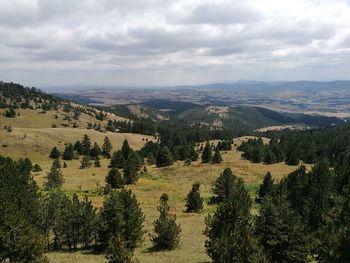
xmin=31 ymin=137 xmax=306 ymax=263
xmin=0 ymin=108 xmax=127 ymax=129
xmin=0 ymin=127 xmax=154 ymax=162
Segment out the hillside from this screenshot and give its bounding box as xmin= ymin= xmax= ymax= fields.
xmin=2 ymin=82 xmax=350 ymax=263
xmin=0 ymin=81 xmax=128 ymax=129
xmin=31 ymin=137 xmax=303 ymax=263
xmin=111 ymin=99 xmax=344 ymax=132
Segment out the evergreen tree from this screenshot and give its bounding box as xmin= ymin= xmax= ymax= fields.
xmin=152 ymin=193 xmax=181 ymax=250
xmin=33 ymin=163 xmax=42 ymax=172
xmin=317 ymin=184 xmax=350 ymax=263
xmin=212 ymin=147 xmax=223 ymax=164
xmin=74 ymin=140 xmax=84 ymax=155
xmin=156 ymin=146 xmax=174 ymax=167
xmin=255 ymin=195 xmax=309 ymax=263
xmin=102 ymin=136 xmax=113 ymax=158
xmin=105 ymin=235 xmax=132 ymax=263
xmin=80 ymin=156 xmax=92 ymax=169
xmin=90 ymin=142 xmax=102 ymax=158
xmin=252 ymin=145 xmax=264 ymax=163
xmin=94 ymin=156 xmax=101 ymax=167
xmin=123 ymin=151 xmax=141 ymax=184
xmin=98 ymin=190 xmax=144 ymax=250
xmin=263 ymin=149 xmax=277 ymax=164
xmin=81 ymin=134 xmax=91 ymax=155
xmin=257 ymin=172 xmax=274 ymax=201
xmin=80 ymin=195 xmax=97 ymax=249
xmin=45 ymin=159 xmax=64 ymax=190
xmin=121 ymin=139 xmax=132 ymax=159
xmin=50 ymin=146 xmax=60 ymax=159
xmin=106 ymin=168 xmax=124 ymax=189
xmin=201 ymin=142 xmax=212 ymax=163
xmin=0 ymin=156 xmax=47 ymax=262
xmin=286 ymin=150 xmax=299 ymax=165
xmin=62 ymin=143 xmax=74 ymax=160
xmin=185 ymin=182 xmax=203 ymax=213
xmin=211 ymin=168 xmax=241 ymax=203
xmin=110 ymin=150 xmax=125 ymax=169
xmin=204 ymin=176 xmax=257 ymax=263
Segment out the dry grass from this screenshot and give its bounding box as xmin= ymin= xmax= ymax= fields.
xmin=0 ymin=127 xmax=154 ymax=162
xmin=0 ymin=108 xmax=126 ymax=129
xmin=30 ymin=137 xmax=307 ymax=263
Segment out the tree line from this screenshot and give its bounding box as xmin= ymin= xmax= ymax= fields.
xmin=238 ymin=125 xmax=350 ymax=167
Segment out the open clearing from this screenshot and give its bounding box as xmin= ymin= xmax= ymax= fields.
xmin=29 ymin=136 xmax=306 ymax=263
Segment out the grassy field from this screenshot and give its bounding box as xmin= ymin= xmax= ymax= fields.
xmin=0 ymin=127 xmax=154 ymax=162
xmin=30 ymin=137 xmax=306 ymax=263
xmin=0 ymin=108 xmax=127 ymax=129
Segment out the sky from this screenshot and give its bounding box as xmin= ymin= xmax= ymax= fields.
xmin=0 ymin=0 xmax=350 ymax=88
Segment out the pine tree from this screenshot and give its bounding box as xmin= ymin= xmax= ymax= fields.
xmin=80 ymin=156 xmax=92 ymax=169
xmin=185 ymin=182 xmax=203 ymax=213
xmin=33 ymin=163 xmax=42 ymax=172
xmin=80 ymin=195 xmax=97 ymax=249
xmin=318 ymin=184 xmax=350 ymax=262
xmin=90 ymin=142 xmax=102 ymax=158
xmin=257 ymin=172 xmax=274 ymax=201
xmin=50 ymin=146 xmax=60 ymax=159
xmin=98 ymin=190 xmax=145 ymax=250
xmin=81 ymin=134 xmax=91 ymax=155
xmin=204 ymin=176 xmax=257 ymax=263
xmin=156 ymin=146 xmax=174 ymax=167
xmin=62 ymin=143 xmax=74 ymax=160
xmin=0 ymin=156 xmax=47 ymax=262
xmin=212 ymin=147 xmax=223 ymax=164
xmin=152 ymin=193 xmax=181 ymax=250
xmin=45 ymin=159 xmax=64 ymax=190
xmin=105 ymin=235 xmax=132 ymax=263
xmin=106 ymin=168 xmax=124 ymax=189
xmin=255 ymin=195 xmax=309 ymax=263
xmin=263 ymin=149 xmax=277 ymax=164
xmin=110 ymin=150 xmax=125 ymax=169
xmin=286 ymin=150 xmax=299 ymax=165
xmin=123 ymin=152 xmax=140 ymax=184
xmin=211 ymin=168 xmax=240 ymax=203
xmin=102 ymin=136 xmax=113 ymax=158
xmin=201 ymin=142 xmax=212 ymax=163
xmin=121 ymin=139 xmax=131 ymax=159
xmin=74 ymin=140 xmax=84 ymax=155
xmin=94 ymin=156 xmax=101 ymax=167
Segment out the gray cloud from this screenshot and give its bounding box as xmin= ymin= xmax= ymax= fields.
xmin=0 ymin=0 xmax=349 ymax=87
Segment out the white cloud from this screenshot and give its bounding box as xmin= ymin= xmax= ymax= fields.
xmin=0 ymin=0 xmax=349 ymax=87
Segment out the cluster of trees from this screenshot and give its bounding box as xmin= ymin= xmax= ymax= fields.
xmin=108 ymin=140 xmax=143 ymax=185
xmin=201 ymin=142 xmax=224 ymax=164
xmin=106 ymin=119 xmax=157 ymax=135
xmin=138 ymin=139 xmax=231 ymax=168
xmin=238 ymin=138 xmax=286 ymax=164
xmin=139 ymin=141 xmax=197 ymax=167
xmin=204 ymin=164 xmax=350 ymax=262
xmin=3 ymin=107 xmax=16 ymax=118
xmin=0 ymin=81 xmax=64 ymax=110
xmin=50 ymin=135 xmax=113 ymax=168
xmin=0 ymin=154 xmax=185 ymax=262
xmin=239 ymin=126 xmax=350 ymax=166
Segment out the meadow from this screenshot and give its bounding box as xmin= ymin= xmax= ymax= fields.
xmin=29 ymin=136 xmax=303 ymax=262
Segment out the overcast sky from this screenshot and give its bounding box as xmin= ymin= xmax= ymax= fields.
xmin=0 ymin=0 xmax=350 ymax=88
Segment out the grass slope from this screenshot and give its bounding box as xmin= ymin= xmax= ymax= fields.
xmin=0 ymin=127 xmax=153 ymax=162
xmin=31 ymin=137 xmax=307 ymax=263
